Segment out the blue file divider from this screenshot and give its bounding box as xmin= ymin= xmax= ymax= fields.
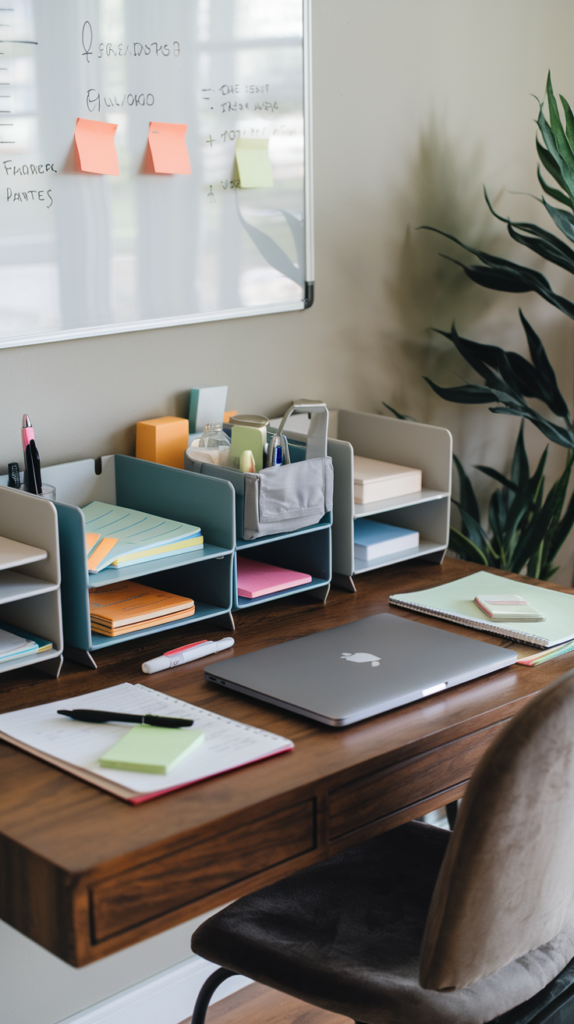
xmin=52 ymin=454 xmax=235 ymax=667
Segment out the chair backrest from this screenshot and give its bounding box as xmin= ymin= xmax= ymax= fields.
xmin=419 ymin=668 xmax=574 ymax=991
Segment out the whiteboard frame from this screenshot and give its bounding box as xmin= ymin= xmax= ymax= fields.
xmin=0 ymin=0 xmax=314 ymax=351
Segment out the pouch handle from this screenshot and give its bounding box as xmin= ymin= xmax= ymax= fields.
xmin=275 ymin=400 xmax=329 ymax=460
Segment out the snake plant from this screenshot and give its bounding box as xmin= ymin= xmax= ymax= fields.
xmin=419 ymin=73 xmax=574 ymax=578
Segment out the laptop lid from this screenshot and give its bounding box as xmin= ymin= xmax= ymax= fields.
xmin=205 ymin=613 xmax=517 ymax=727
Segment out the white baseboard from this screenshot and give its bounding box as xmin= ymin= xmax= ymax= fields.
xmin=59 ymin=956 xmax=251 ymax=1024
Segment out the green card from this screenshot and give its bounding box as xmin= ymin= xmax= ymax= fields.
xmin=99 ymin=724 xmax=204 ymax=775
xmin=228 ymin=424 xmax=264 ymax=471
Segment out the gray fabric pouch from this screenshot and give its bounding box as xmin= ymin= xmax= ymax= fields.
xmin=243 ymin=456 xmax=333 ymax=539
xmin=242 ymin=401 xmax=333 ymax=540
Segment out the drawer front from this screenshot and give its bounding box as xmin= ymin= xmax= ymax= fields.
xmin=91 ymin=800 xmax=316 ymax=942
xmin=328 ymin=724 xmax=504 ymax=840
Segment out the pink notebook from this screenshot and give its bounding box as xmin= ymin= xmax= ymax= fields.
xmin=236 ymin=556 xmax=312 ymax=599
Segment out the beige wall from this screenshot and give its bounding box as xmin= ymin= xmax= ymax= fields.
xmin=1 ymin=1 xmax=572 ymax=477
xmin=3 ymin=3 xmax=574 ymax=1022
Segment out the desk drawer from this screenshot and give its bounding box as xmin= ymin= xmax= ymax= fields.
xmin=91 ymin=800 xmax=315 ymax=942
xmin=328 ymin=723 xmax=504 ymax=840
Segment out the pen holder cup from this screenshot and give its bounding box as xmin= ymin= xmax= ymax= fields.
xmin=185 ymin=403 xmax=333 ymax=540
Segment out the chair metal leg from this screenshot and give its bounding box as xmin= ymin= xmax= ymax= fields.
xmin=446 ymin=801 xmax=459 ymax=830
xmin=191 ymin=967 xmax=237 ymax=1024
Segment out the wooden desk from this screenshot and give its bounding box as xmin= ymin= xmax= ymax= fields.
xmin=0 ymin=559 xmax=570 ymax=967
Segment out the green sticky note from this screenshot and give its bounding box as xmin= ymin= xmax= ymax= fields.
xmin=235 ymin=139 xmax=273 ymax=188
xmin=99 ymin=724 xmax=204 ymax=774
xmin=228 ymin=424 xmax=264 ymax=471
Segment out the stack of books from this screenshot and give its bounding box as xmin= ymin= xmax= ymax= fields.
xmin=89 ymin=581 xmax=195 ymax=637
xmin=83 ymin=501 xmax=204 ymax=573
xmin=0 ymin=625 xmax=53 ymax=664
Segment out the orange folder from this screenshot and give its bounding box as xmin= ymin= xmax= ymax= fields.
xmin=75 ymin=118 xmax=119 ymax=176
xmin=147 ymin=122 xmax=191 ymax=175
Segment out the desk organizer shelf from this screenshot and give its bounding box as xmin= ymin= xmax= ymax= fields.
xmin=187 ymin=437 xmax=332 ymax=609
xmin=285 ymin=410 xmax=452 ymax=592
xmin=0 ymin=487 xmax=63 ymax=677
xmin=29 ymin=454 xmax=235 ymax=668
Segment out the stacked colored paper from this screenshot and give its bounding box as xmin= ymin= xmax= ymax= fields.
xmin=89 ymin=581 xmax=195 ymax=637
xmin=83 ymin=501 xmax=203 ymax=572
xmin=236 ymin=556 xmax=312 ymax=598
xmin=354 ymin=519 xmax=419 ymax=560
xmin=0 ymin=624 xmax=52 ymax=663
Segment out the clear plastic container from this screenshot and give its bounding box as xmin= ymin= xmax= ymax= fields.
xmin=198 ymin=422 xmax=230 ymax=451
xmin=188 ymin=423 xmax=230 ymax=466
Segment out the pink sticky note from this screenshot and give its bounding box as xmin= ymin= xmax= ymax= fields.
xmin=147 ymin=122 xmax=191 ymax=174
xmin=236 ymin=556 xmax=312 ymax=599
xmin=74 ymin=118 xmax=119 ymax=176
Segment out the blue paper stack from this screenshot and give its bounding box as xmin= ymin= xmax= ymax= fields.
xmin=354 ymin=519 xmax=419 ymax=561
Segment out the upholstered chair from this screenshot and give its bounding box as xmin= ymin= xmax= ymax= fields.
xmin=190 ymin=668 xmax=574 ymax=1024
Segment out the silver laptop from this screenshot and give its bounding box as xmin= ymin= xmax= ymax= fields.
xmin=205 ymin=613 xmax=517 ymax=726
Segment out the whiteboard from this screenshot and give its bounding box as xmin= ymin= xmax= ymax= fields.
xmin=0 ymin=0 xmax=313 ymax=349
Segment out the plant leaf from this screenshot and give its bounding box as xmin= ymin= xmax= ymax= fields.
xmin=538 ymin=99 xmax=574 ymax=204
xmin=449 ymin=526 xmax=489 ymax=565
xmin=537 ymin=167 xmax=573 ymax=208
xmin=488 ymin=488 xmax=507 ymax=542
xmin=489 ymin=405 xmax=574 ymax=449
xmin=510 ymin=422 xmax=530 ymax=488
xmin=474 ymin=465 xmax=517 ymax=491
xmin=451 ymin=499 xmax=492 ymax=550
xmin=541 ymin=197 xmax=574 ymax=240
xmin=560 ymin=92 xmax=574 ymax=155
xmin=424 ymin=378 xmax=496 ymax=405
xmin=518 ymin=310 xmax=571 ymax=419
xmin=510 ymin=489 xmax=556 ymax=572
xmin=453 ymin=454 xmax=481 ymax=522
xmin=545 ymin=452 xmax=574 ymax=559
xmin=381 ymin=402 xmax=417 ymax=421
xmin=536 ymin=138 xmax=569 ymax=193
xmin=546 ymin=73 xmax=574 ymax=166
xmin=506 ymin=222 xmax=574 ymax=275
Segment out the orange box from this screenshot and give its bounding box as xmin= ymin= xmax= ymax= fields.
xmin=136 ymin=416 xmax=189 ymax=469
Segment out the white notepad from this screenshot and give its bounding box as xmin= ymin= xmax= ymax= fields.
xmin=0 ymin=683 xmax=293 ymax=803
xmin=390 ymin=571 xmax=574 ymax=649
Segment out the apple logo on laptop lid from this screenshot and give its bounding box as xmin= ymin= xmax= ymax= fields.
xmin=341 ymin=652 xmax=381 ymax=667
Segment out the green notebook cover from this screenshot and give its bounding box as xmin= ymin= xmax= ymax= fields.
xmin=390 ymin=570 xmax=574 ymax=649
xmin=99 ymin=725 xmax=204 ymax=774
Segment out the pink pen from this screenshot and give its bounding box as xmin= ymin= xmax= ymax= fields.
xmin=21 ymin=414 xmax=34 ymax=458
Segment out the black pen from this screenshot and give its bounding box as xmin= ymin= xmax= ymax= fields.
xmin=57 ymin=709 xmax=194 ymax=728
xmin=29 ymin=438 xmax=43 ymax=494
xmin=24 ymin=443 xmax=39 ymax=494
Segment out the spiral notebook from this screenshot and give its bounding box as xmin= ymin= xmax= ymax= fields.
xmin=0 ymin=683 xmax=293 ymax=803
xmin=389 ymin=571 xmax=574 ymax=649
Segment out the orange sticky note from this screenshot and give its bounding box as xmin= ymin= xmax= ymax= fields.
xmin=87 ymin=536 xmax=119 ymax=572
xmin=75 ymin=118 xmax=119 ymax=175
xmin=85 ymin=532 xmax=101 ymax=556
xmin=147 ymin=122 xmax=191 ymax=174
